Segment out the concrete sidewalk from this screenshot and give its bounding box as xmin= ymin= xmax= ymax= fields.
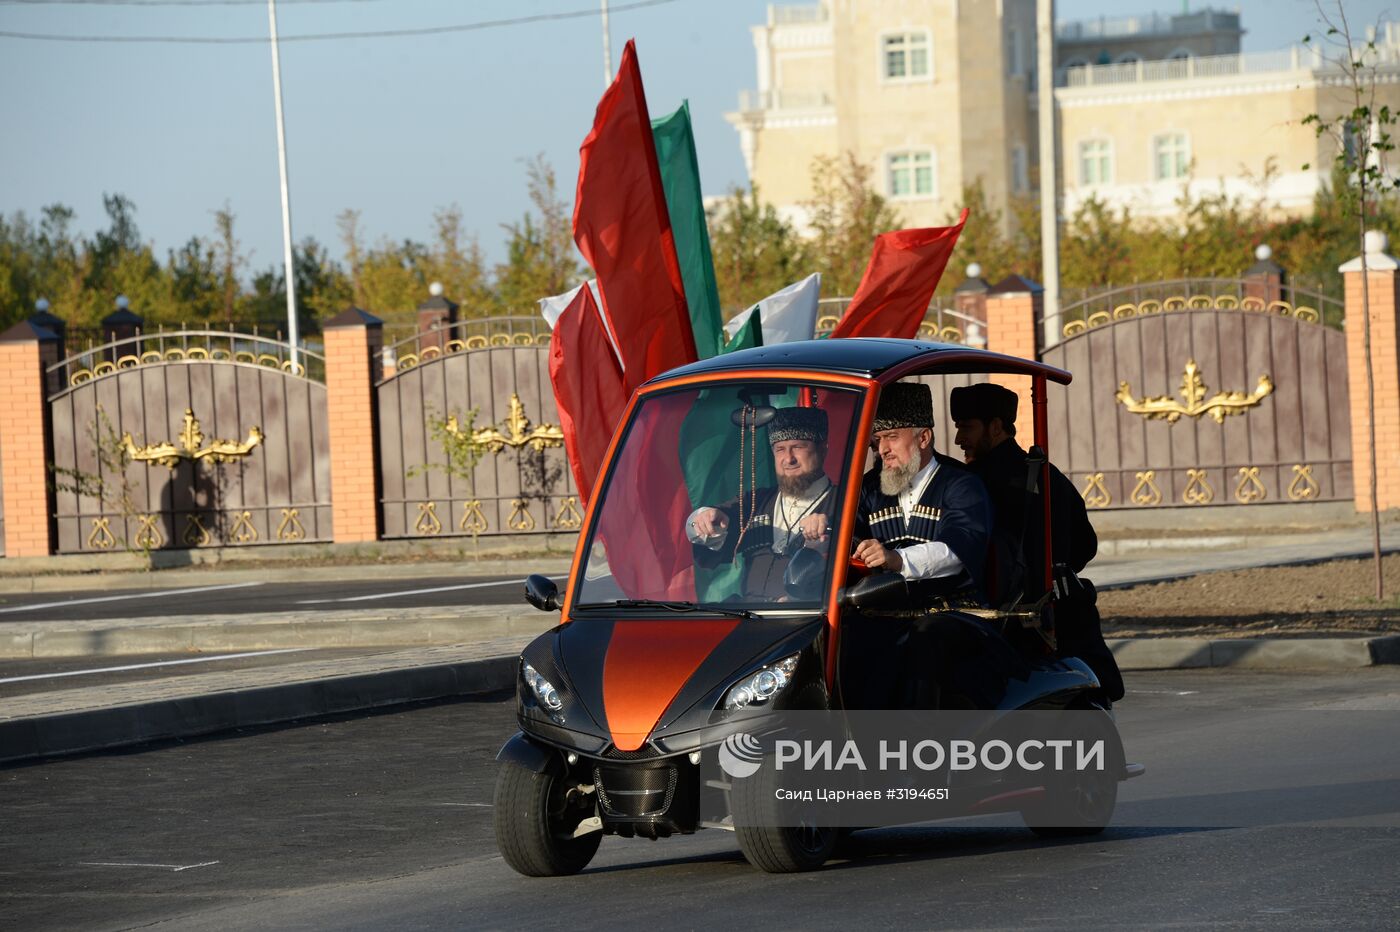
xmin=4 ymin=525 xmax=1400 ymax=766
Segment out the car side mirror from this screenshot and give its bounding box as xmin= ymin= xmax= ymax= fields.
xmin=841 ymin=571 xmax=909 ymax=611
xmin=524 ymin=574 xmax=562 ymax=612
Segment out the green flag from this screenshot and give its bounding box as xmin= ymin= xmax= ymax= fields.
xmin=724 ymin=306 xmax=763 ymax=353
xmin=652 ymin=101 xmax=724 ymax=359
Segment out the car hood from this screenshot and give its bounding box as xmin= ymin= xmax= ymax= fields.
xmin=551 ymin=614 xmax=824 ymax=752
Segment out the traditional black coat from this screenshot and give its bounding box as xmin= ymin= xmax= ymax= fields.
xmin=693 ymin=483 xmax=839 ymax=600
xmin=854 ymin=453 xmax=993 ymax=601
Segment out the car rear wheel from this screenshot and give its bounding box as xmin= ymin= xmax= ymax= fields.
xmin=1022 ymin=707 xmax=1122 ymax=838
xmin=493 ymin=760 xmax=601 ymax=877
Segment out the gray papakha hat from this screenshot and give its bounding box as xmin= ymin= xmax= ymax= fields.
xmin=872 ymin=381 xmax=934 ymax=433
xmin=768 ymin=406 xmax=828 ymax=444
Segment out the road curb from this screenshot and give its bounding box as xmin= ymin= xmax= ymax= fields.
xmin=1109 ymin=634 xmax=1400 ymax=670
xmin=0 ymin=654 xmax=516 ymax=766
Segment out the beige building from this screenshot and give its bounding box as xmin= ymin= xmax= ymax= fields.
xmin=726 ymin=3 xmax=1400 ymax=233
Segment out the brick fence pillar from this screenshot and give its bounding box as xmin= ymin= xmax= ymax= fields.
xmin=1341 ymin=231 xmax=1400 ymax=512
xmin=323 ymin=308 xmax=383 ymax=543
xmin=0 ymin=320 xmax=59 ymax=556
xmin=984 ymin=274 xmax=1044 ymax=439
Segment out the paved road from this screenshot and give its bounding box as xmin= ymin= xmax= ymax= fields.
xmin=3 ymin=523 xmax=1397 ymax=622
xmin=2 ymin=669 xmax=1397 ymax=930
xmin=0 ymin=574 xmax=552 ymax=622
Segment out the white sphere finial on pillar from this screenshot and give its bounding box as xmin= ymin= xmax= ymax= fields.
xmin=1255 ymin=244 xmax=1272 ymax=262
xmin=966 ymin=263 xmax=982 ymax=280
xmin=115 ymin=294 xmax=130 ymax=310
xmin=35 ymin=297 xmax=50 ymax=312
xmin=1365 ymin=229 xmax=1389 ymax=255
xmin=428 ymin=281 xmax=445 ymax=298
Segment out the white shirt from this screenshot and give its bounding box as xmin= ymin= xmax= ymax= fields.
xmin=891 ymin=457 xmax=965 ymax=581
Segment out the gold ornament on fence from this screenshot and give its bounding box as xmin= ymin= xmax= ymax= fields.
xmin=276 ymin=508 xmax=306 ymax=541
xmin=1288 ymin=464 xmax=1321 ymax=501
xmin=230 ymin=510 xmax=259 ymax=543
xmin=507 ymin=499 xmax=537 ymax=531
xmin=1062 ymin=294 xmax=1322 ymax=338
xmin=1235 ymin=466 xmax=1267 ymax=504
xmin=415 ymin=502 xmax=443 ymax=535
xmin=459 ymin=500 xmax=489 ymax=534
xmin=134 ymin=514 xmax=165 ymax=549
xmin=1116 ymin=359 xmax=1273 ymax=424
xmin=1130 ymin=470 xmax=1163 ymax=506
xmin=183 ymin=514 xmax=211 ymax=547
xmin=88 ymin=517 xmax=116 ymax=550
xmin=120 ymin=408 xmax=263 ymax=468
xmin=444 ymin=392 xmax=564 ymax=454
xmin=1183 ymin=468 xmax=1215 ymax=505
xmin=1080 ymin=472 xmax=1112 ymax=508
xmin=551 ymin=496 xmax=584 ymax=530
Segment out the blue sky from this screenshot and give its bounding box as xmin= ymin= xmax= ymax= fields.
xmin=0 ymin=0 xmax=1393 ymax=279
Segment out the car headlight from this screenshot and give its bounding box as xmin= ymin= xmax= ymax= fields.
xmin=523 ymin=662 xmax=564 ymax=711
xmin=724 ymin=653 xmax=800 ymax=710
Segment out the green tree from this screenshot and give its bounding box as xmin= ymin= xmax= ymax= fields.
xmin=495 ymin=156 xmax=584 ymax=315
xmin=1299 ymin=0 xmax=1400 ymax=599
xmin=707 ymin=185 xmax=807 ymax=315
xmin=803 ymin=152 xmax=903 ymax=295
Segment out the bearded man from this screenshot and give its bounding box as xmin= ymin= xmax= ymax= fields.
xmin=853 ymin=381 xmax=992 ymax=606
xmin=686 ymin=406 xmax=838 ymax=600
xmin=847 ymin=381 xmax=1028 ymax=710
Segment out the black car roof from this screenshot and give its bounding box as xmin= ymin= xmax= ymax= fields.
xmin=649 ymin=338 xmax=1072 ymax=385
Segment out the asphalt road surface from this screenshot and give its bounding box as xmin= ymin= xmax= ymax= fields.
xmin=3 ymin=669 xmax=1398 ymax=931
xmin=0 ymin=574 xmax=549 ymax=622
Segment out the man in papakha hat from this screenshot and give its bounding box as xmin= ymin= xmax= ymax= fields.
xmin=686 ymin=406 xmax=839 ymax=600
xmin=951 ymin=382 xmax=1124 ymax=700
xmin=850 ymin=381 xmax=1028 ymax=709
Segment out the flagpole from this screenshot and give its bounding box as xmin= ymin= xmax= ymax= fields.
xmin=267 ymin=0 xmax=299 ymax=369
xmin=600 ymin=0 xmax=613 ymax=86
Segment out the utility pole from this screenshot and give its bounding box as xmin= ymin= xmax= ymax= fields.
xmin=601 ymin=0 xmax=613 ymax=86
xmin=267 ymin=0 xmax=300 ymax=369
xmin=1037 ymin=0 xmax=1060 ymax=350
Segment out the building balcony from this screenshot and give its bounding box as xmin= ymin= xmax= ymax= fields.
xmin=1056 ymin=9 xmax=1241 ymax=42
xmin=1058 ymin=44 xmax=1346 ymax=88
xmin=736 ymin=89 xmax=834 ymax=112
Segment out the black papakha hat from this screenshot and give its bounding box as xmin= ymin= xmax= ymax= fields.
xmin=768 ymin=406 xmax=828 ymax=444
xmin=872 ymin=382 xmax=933 ymax=433
xmin=950 ymin=382 xmax=1018 ymax=427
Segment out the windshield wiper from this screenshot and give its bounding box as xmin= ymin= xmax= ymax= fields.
xmin=584 ymin=599 xmax=757 ymax=619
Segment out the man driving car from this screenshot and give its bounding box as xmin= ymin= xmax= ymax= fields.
xmin=686 ymin=406 xmax=838 ymax=600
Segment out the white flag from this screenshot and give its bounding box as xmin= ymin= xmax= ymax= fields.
xmin=538 ymin=280 xmax=604 ymax=330
xmin=723 ymin=272 xmax=821 ymax=345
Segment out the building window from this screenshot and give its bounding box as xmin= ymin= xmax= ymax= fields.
xmin=1078 ymin=139 xmax=1112 ymax=186
xmin=888 ymin=150 xmax=935 ymax=198
xmin=882 ymin=31 xmax=931 ymax=81
xmin=1154 ymin=133 xmax=1190 ymax=180
xmin=1167 ymin=47 xmax=1194 ymax=60
xmin=1115 ymin=52 xmax=1142 ymax=64
xmin=1006 ymin=26 xmax=1023 ymax=77
xmin=1012 ymin=144 xmax=1029 ymax=193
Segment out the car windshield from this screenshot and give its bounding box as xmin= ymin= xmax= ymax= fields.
xmin=575 ymin=380 xmax=864 ymax=612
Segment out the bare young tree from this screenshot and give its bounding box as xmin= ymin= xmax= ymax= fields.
xmin=1302 ymin=2 xmax=1400 ymax=599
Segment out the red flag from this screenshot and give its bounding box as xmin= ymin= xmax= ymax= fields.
xmin=549 ymin=285 xmax=628 ymax=503
xmin=573 ymin=40 xmax=696 ymax=389
xmin=830 ymin=209 xmax=969 ymax=340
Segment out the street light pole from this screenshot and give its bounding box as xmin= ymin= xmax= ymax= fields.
xmin=601 ymin=0 xmax=613 ymax=86
xmin=267 ymin=0 xmax=300 ymax=369
xmin=1037 ymin=0 xmax=1060 ymax=350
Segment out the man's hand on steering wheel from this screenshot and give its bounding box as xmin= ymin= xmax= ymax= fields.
xmin=689 ymin=507 xmax=728 ymax=540
xmin=854 ymin=538 xmax=903 ymax=574
xmin=797 ymin=513 xmax=828 ymax=547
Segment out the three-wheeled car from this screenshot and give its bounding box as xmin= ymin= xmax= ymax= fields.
xmin=493 ymin=339 xmax=1142 ymax=875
